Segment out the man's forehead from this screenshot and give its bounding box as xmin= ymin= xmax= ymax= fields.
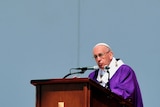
xmin=93 ymin=45 xmax=107 ymax=53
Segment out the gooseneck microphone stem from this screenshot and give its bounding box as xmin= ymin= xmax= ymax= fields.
xmin=63 ymin=66 xmax=99 ymax=79
xmin=63 ymin=69 xmax=86 ymax=79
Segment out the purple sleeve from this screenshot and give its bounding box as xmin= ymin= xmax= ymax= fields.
xmin=110 ymin=66 xmax=135 ymax=99
xmin=110 ymin=65 xmax=143 ymax=107
xmin=88 ymin=70 xmax=99 ymax=83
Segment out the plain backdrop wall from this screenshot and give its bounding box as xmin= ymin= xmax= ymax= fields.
xmin=0 ymin=0 xmax=160 ymax=107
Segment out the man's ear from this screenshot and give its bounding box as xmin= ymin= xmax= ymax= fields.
xmin=109 ymin=51 xmax=113 ymax=59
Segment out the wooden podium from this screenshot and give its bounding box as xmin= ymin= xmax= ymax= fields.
xmin=31 ymin=78 xmax=133 ymax=107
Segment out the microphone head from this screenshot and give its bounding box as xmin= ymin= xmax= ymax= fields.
xmin=72 ymin=66 xmax=99 ymax=70
xmin=93 ymin=65 xmax=99 ymax=70
xmin=104 ymin=65 xmax=110 ymax=70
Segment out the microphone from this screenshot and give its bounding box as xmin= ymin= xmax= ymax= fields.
xmin=104 ymin=65 xmax=110 ymax=70
xmin=63 ymin=66 xmax=99 ymax=78
xmin=73 ymin=66 xmax=99 ymax=70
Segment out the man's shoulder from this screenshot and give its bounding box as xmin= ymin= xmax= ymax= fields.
xmin=120 ymin=64 xmax=132 ymax=69
xmin=118 ymin=64 xmax=134 ymax=73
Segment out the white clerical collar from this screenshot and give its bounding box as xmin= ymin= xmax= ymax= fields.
xmin=108 ymin=57 xmax=124 ymax=79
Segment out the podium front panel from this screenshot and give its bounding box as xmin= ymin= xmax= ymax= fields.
xmin=36 ymin=82 xmax=89 ymax=107
xmin=31 ymin=78 xmax=133 ymax=107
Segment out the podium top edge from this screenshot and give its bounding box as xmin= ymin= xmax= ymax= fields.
xmin=30 ymin=78 xmax=92 ymax=86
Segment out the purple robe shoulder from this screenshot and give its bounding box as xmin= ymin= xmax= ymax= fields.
xmin=88 ymin=64 xmax=143 ymax=107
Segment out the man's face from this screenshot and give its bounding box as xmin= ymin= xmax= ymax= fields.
xmin=93 ymin=45 xmax=113 ymax=69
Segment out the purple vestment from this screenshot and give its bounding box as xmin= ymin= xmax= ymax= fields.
xmin=88 ymin=64 xmax=143 ymax=107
